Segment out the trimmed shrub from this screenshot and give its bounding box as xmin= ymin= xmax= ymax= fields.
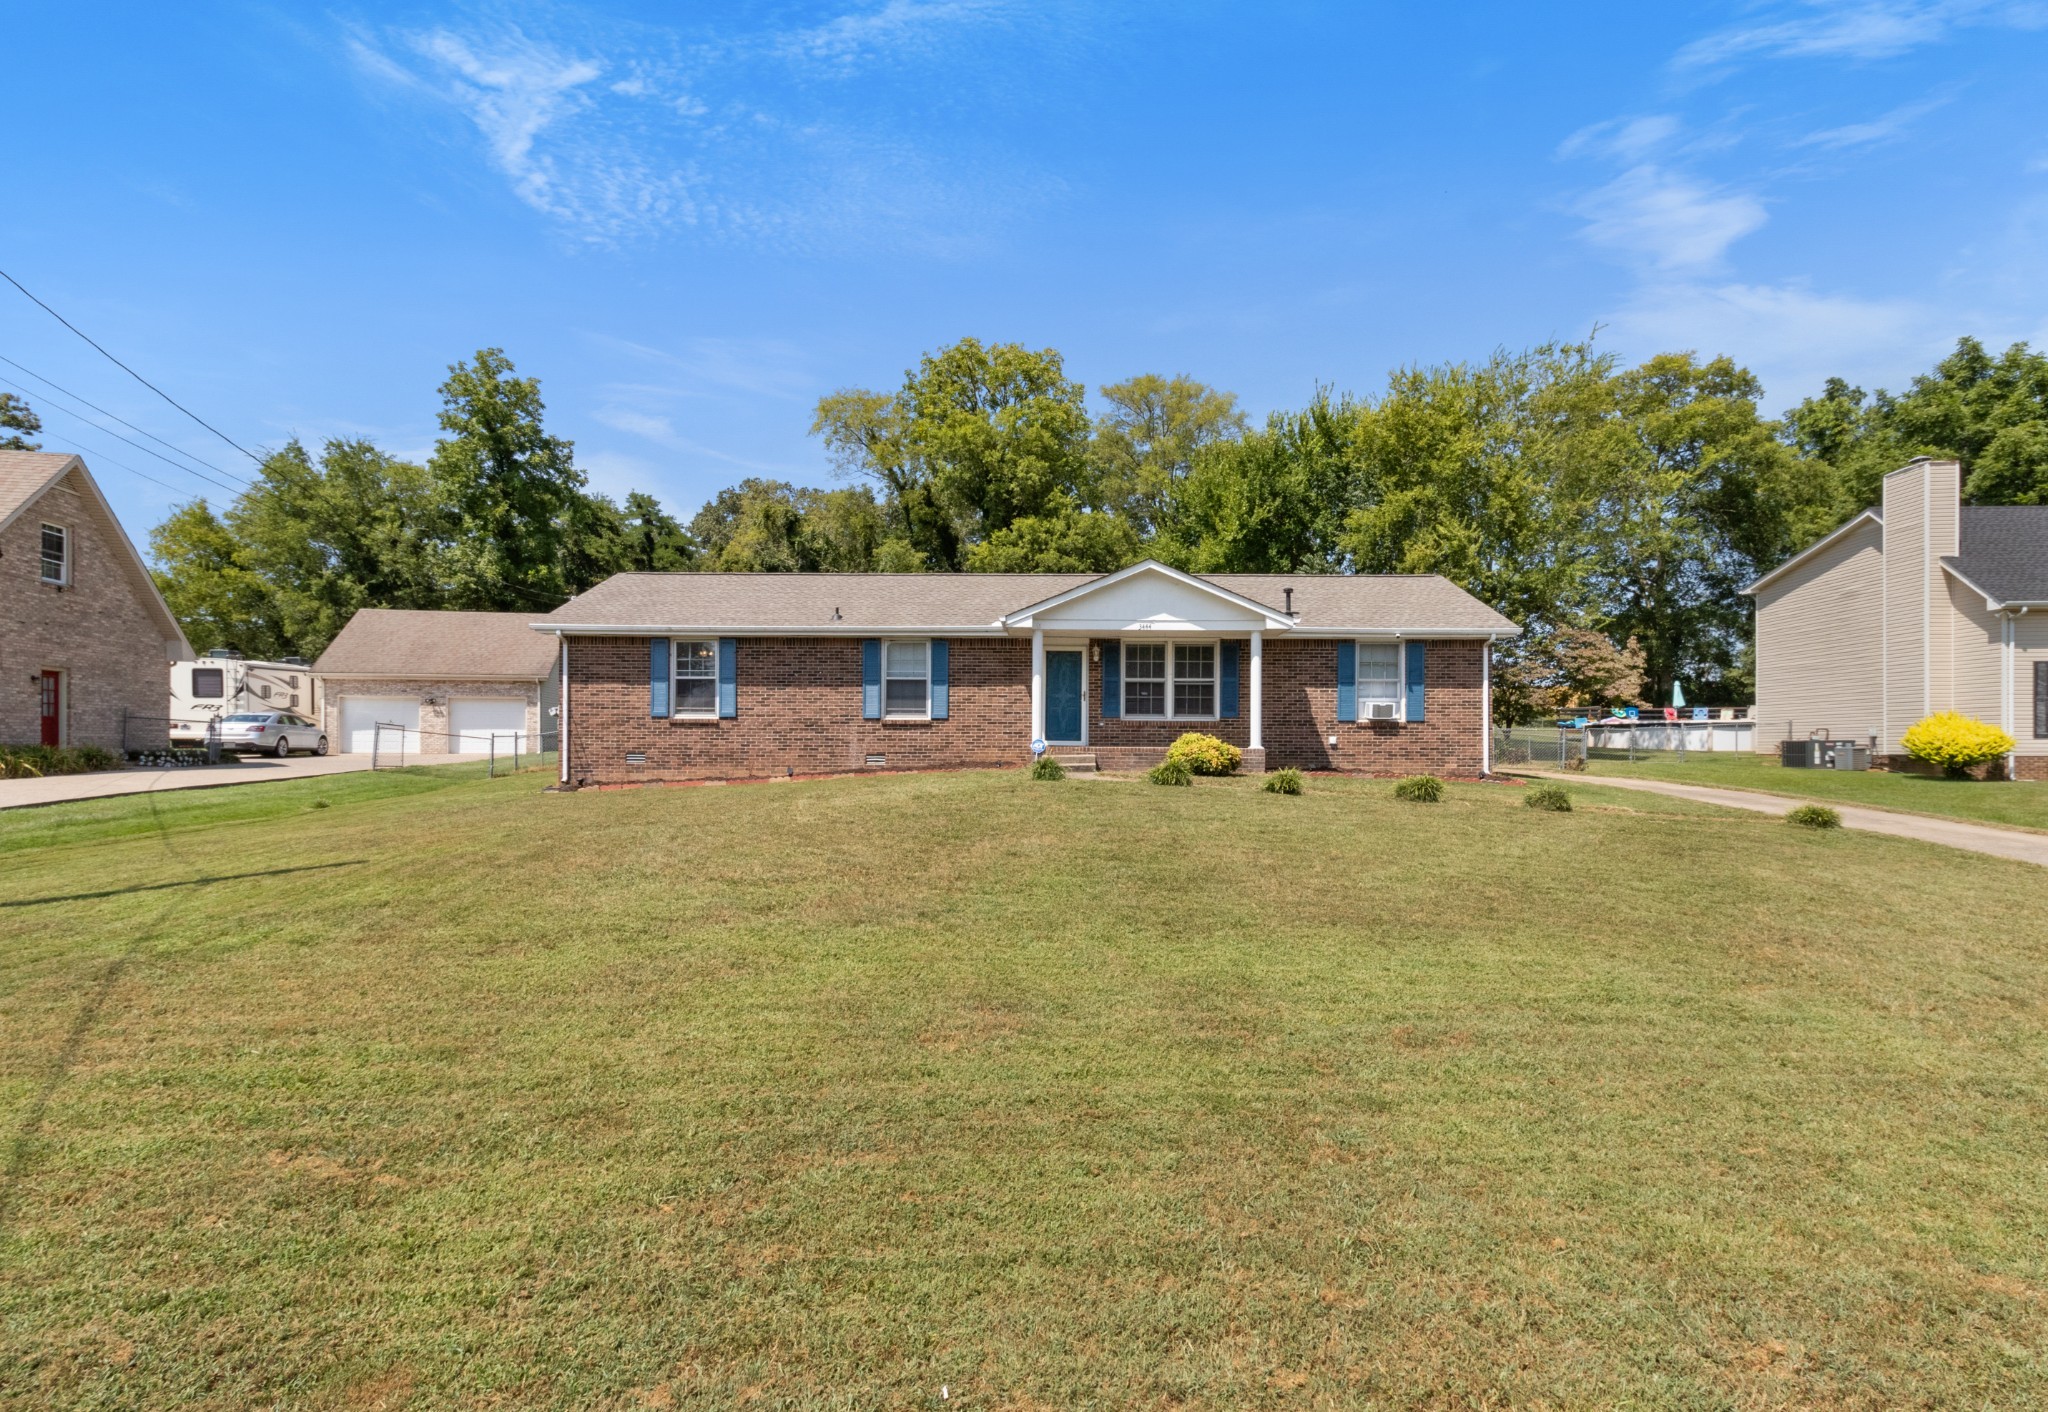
xmin=1029 ymin=754 xmax=1067 ymax=781
xmin=1787 ymin=804 xmax=1841 ymax=830
xmin=1147 ymin=757 xmax=1195 ymax=787
xmin=1393 ymin=774 xmax=1444 ymax=803
xmin=0 ymin=744 xmax=126 ymax=780
xmin=1165 ymin=732 xmax=1242 ymax=776
xmin=1523 ymin=784 xmax=1572 ymax=812
xmin=1263 ymin=767 xmax=1305 ymax=795
xmin=1901 ymin=711 xmax=2015 ymax=778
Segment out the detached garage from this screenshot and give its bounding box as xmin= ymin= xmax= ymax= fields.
xmin=313 ymin=609 xmax=559 ymax=757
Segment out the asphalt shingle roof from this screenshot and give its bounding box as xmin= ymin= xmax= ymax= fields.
xmin=1946 ymin=505 xmax=2048 ymax=605
xmin=314 ymin=609 xmax=562 ymax=679
xmin=543 ymin=566 xmax=1519 ymax=635
xmin=0 ymin=450 xmax=78 ymax=531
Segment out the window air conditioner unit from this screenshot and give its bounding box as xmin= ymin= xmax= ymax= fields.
xmin=1367 ymin=701 xmax=1398 ymax=721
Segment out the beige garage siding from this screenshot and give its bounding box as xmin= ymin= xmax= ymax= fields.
xmin=1753 ymin=516 xmax=1885 ymax=751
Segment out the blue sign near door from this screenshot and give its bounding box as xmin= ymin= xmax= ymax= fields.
xmin=1046 ymin=650 xmax=1083 ymax=742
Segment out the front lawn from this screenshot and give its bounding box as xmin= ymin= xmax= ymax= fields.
xmin=3 ymin=768 xmax=2044 ymax=1407
xmin=1583 ymin=749 xmax=2048 ymax=832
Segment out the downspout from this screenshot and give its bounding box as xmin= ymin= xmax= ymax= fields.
xmin=558 ymin=634 xmax=570 ymax=786
xmin=1481 ymin=635 xmax=1494 ymax=775
xmin=2008 ymin=607 xmax=2028 ymax=781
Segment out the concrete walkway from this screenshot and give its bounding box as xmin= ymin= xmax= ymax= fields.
xmin=1513 ymin=770 xmax=2048 ymax=869
xmin=0 ymin=752 xmax=493 ymax=810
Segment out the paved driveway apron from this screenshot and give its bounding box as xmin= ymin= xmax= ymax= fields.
xmin=1513 ymin=770 xmax=2048 ymax=869
xmin=0 ymin=753 xmax=487 ymax=811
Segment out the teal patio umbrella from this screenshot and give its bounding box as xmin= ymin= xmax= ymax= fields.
xmin=1671 ymin=680 xmax=1686 ymax=709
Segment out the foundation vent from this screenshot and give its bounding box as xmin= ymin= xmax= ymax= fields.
xmin=625 ymin=751 xmax=647 ymax=765
xmin=864 ymin=753 xmax=887 ymax=767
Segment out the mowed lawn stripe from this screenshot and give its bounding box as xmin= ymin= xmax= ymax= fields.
xmin=2 ymin=768 xmax=2044 ymax=1408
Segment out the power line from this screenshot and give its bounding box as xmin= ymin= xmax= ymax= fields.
xmin=0 ymin=374 xmax=248 ymax=497
xmin=39 ymin=428 xmax=196 ymax=500
xmin=0 ymin=267 xmax=264 ymax=465
xmin=0 ymin=352 xmax=246 ymax=484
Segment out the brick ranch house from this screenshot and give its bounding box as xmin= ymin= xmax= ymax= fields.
xmin=1 ymin=451 xmax=191 ymax=752
xmin=535 ymin=561 xmax=1518 ymax=786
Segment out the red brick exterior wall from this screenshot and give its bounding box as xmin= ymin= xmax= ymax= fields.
xmin=565 ymin=632 xmax=1490 ymax=783
xmin=1262 ymin=638 xmax=1486 ymax=776
xmin=565 ymin=635 xmax=1032 ymax=783
xmin=0 ymin=472 xmax=179 ymax=752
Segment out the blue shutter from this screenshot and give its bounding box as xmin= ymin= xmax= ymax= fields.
xmin=649 ymin=638 xmax=671 ymax=718
xmin=717 ymin=638 xmax=738 ymax=718
xmin=1336 ymin=640 xmax=1357 ymax=723
xmin=930 ymin=639 xmax=949 ymax=719
xmin=862 ymin=639 xmax=882 ymax=719
xmin=1101 ymin=641 xmax=1121 ymax=719
xmin=1219 ymin=641 xmax=1239 ymax=719
xmin=1405 ymin=640 xmax=1426 ymax=722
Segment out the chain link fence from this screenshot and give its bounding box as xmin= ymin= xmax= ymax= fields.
xmin=1493 ymin=726 xmax=1587 ymax=768
xmin=369 ymin=722 xmax=559 ymax=777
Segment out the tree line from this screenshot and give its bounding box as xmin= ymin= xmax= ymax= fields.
xmin=109 ymin=334 xmax=2048 ymax=717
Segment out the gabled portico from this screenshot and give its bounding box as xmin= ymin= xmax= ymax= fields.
xmin=1002 ymin=560 xmax=1296 ymax=755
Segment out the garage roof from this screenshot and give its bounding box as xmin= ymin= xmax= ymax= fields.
xmin=314 ymin=609 xmax=558 ymax=680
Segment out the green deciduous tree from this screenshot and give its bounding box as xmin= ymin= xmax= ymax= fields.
xmin=964 ymin=495 xmax=1141 ymax=572
xmin=1092 ymin=374 xmax=1246 ymax=536
xmin=429 ymin=348 xmax=588 ymax=609
xmin=1155 ymin=393 xmax=1364 ymax=573
xmin=0 ymin=392 xmax=41 ymax=451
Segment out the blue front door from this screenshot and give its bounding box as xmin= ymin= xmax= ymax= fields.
xmin=1046 ymin=651 xmax=1083 ymax=742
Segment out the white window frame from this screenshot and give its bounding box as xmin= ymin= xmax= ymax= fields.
xmin=671 ymin=637 xmax=719 ymax=718
xmin=883 ymin=638 xmax=932 ymax=720
xmin=1357 ymin=640 xmax=1404 ymax=721
xmin=39 ymin=523 xmax=69 ymax=585
xmin=1120 ymin=638 xmax=1220 ymax=721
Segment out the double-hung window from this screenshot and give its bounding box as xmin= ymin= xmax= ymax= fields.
xmin=1358 ymin=643 xmax=1402 ymax=719
xmin=884 ymin=640 xmax=931 ymax=718
xmin=1123 ymin=641 xmax=1217 ymax=719
xmin=673 ymin=639 xmax=718 ymax=716
xmin=40 ymin=524 xmax=68 ymax=585
xmin=1124 ymin=642 xmax=1167 ymax=717
xmin=1173 ymin=644 xmax=1215 ymax=717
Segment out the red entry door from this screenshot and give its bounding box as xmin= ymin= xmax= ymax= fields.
xmin=38 ymin=671 xmax=61 ymax=747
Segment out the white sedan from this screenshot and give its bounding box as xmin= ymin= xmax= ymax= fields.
xmin=216 ymin=711 xmax=330 ymax=757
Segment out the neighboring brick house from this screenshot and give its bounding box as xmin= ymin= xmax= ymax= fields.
xmin=537 ymin=561 xmax=1518 ymax=786
xmin=313 ymin=609 xmax=560 ymax=756
xmin=1747 ymin=456 xmax=2048 ymax=779
xmin=0 ymin=451 xmax=191 ymax=752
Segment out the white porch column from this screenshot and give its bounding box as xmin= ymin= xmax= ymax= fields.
xmin=1248 ymin=630 xmax=1264 ymax=751
xmin=1030 ymin=629 xmax=1046 ymax=745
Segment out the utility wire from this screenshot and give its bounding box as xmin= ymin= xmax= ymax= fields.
xmin=0 ymin=267 xmax=264 ymax=465
xmin=0 ymin=352 xmax=246 ymax=484
xmin=0 ymin=375 xmax=247 ymax=497
xmin=40 ymin=430 xmax=194 ymax=499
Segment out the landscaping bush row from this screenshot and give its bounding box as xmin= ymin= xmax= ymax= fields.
xmin=0 ymin=743 xmax=124 ymax=780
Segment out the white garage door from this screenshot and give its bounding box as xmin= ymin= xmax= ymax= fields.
xmin=449 ymin=697 xmax=528 ymax=754
xmin=341 ymin=696 xmax=421 ymax=755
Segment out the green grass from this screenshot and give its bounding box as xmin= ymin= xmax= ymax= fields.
xmin=3 ymin=767 xmax=2045 ymax=1408
xmin=1581 ymin=749 xmax=2048 ymax=832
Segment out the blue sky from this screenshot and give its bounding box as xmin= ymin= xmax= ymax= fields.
xmin=7 ymin=2 xmax=2048 ymax=541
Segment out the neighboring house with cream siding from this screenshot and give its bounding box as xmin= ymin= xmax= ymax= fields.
xmin=1746 ymin=457 xmax=2048 ymax=779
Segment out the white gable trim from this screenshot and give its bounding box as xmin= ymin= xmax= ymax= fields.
xmin=1742 ymin=509 xmax=1882 ymax=596
xmin=1001 ymin=559 xmax=1293 ymax=630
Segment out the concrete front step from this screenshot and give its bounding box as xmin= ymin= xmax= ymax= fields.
xmin=1048 ymin=749 xmax=1098 ymax=774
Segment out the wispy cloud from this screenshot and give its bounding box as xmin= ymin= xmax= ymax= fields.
xmin=1794 ymin=92 xmax=1954 ymax=148
xmin=1675 ymin=1 xmax=2048 ymax=70
xmin=1572 ymin=165 xmax=1768 ymax=272
xmin=343 ymin=5 xmax=1065 ymax=251
xmin=1557 ymin=114 xmax=1681 ymax=162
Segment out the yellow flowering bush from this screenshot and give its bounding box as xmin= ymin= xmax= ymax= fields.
xmin=1165 ymin=732 xmax=1242 ymax=776
xmin=1900 ymin=712 xmax=2015 ymax=778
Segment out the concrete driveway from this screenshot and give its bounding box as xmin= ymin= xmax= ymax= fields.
xmin=0 ymin=752 xmax=492 ymax=811
xmin=1514 ymin=770 xmax=2048 ymax=869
